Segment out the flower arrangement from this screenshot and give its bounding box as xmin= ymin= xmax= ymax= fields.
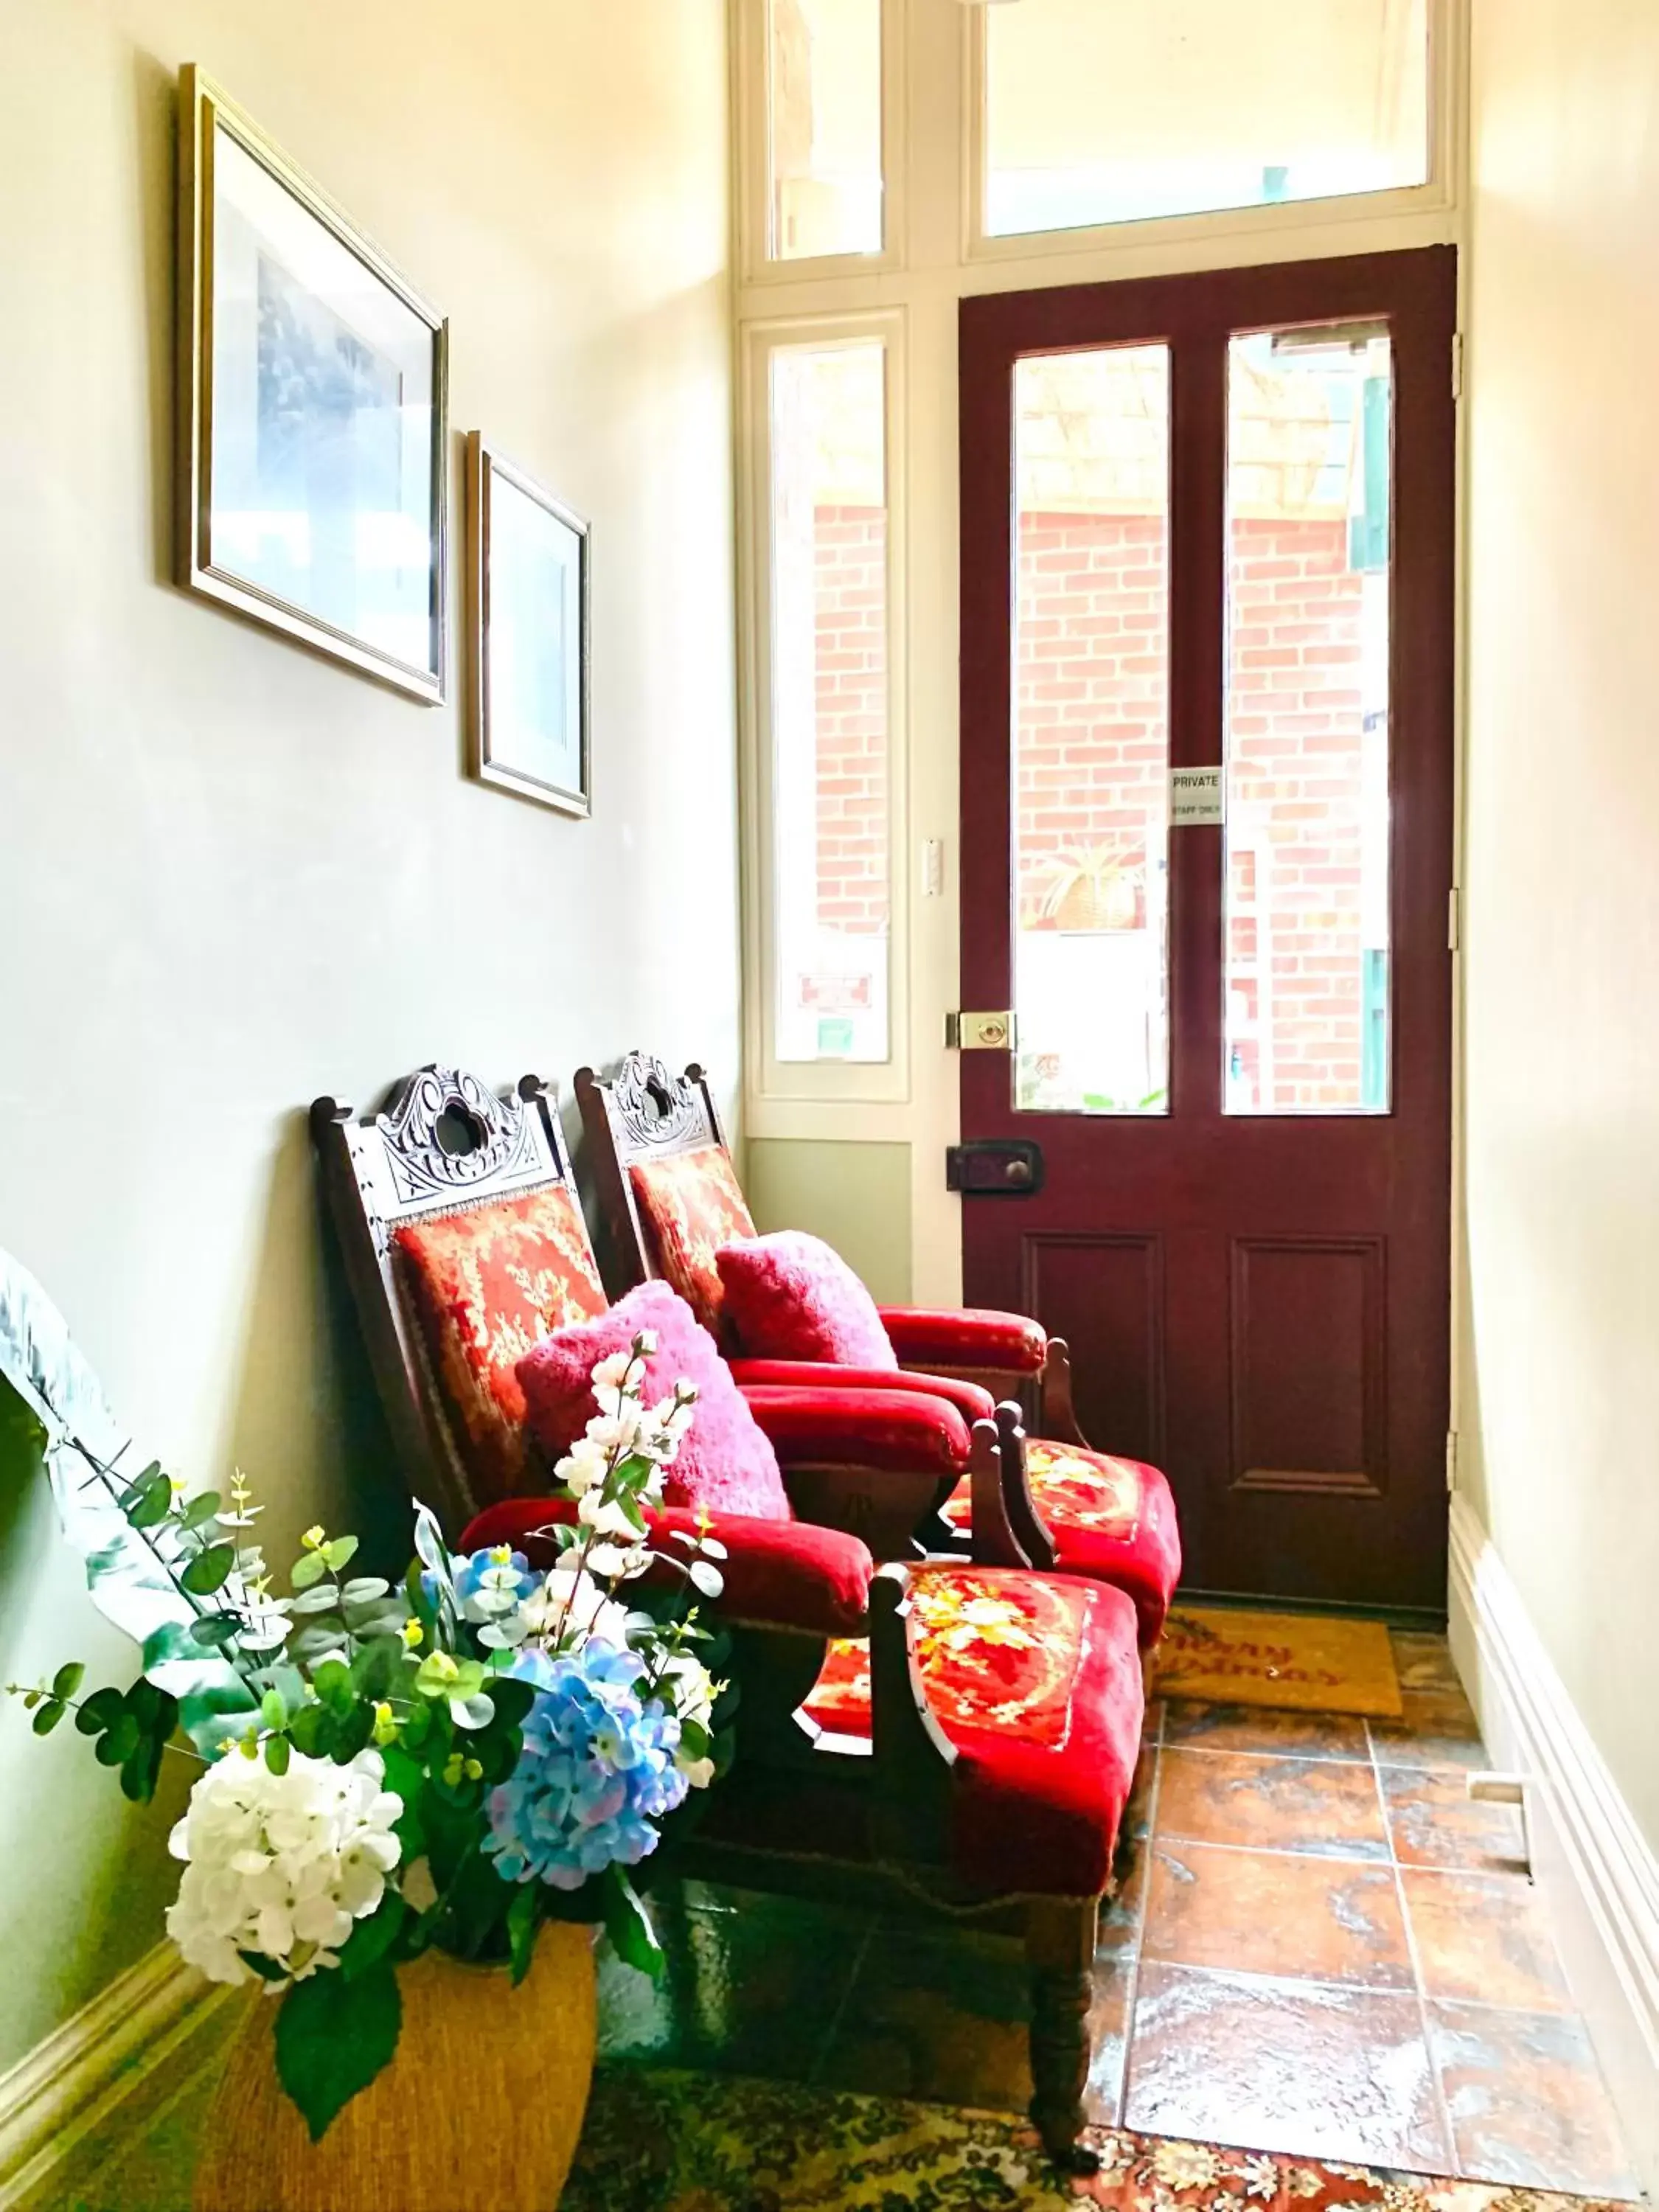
xmin=6 ymin=1330 xmax=732 ymax=2140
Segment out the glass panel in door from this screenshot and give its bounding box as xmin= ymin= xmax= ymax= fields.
xmin=1223 ymin=324 xmax=1394 ymax=1113
xmin=1012 ymin=344 xmax=1171 ymax=1114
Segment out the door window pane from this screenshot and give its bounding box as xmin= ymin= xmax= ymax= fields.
xmin=985 ymin=0 xmax=1430 ymax=237
xmin=1223 ymin=324 xmax=1393 ymax=1114
xmin=768 ymin=0 xmax=883 ymax=260
xmin=1013 ymin=347 xmax=1170 ymax=1115
xmin=768 ymin=340 xmax=891 ymax=1062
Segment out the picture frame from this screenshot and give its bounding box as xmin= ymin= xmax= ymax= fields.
xmin=176 ymin=66 xmax=448 ymax=703
xmin=465 ymin=431 xmax=592 ymax=818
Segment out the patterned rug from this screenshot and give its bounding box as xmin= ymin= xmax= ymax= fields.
xmin=1152 ymin=1607 xmax=1402 ymax=1718
xmin=562 ymin=2067 xmax=1617 ymax=2211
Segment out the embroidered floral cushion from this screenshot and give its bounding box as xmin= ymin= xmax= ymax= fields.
xmin=802 ymin=1563 xmax=1145 ymax=1896
xmin=627 ymin=1147 xmax=756 ymax=1340
xmin=939 ymin=1439 xmax=1183 ymax=1647
xmin=395 ymin=1187 xmax=608 ymax=1500
xmin=516 ymin=1280 xmax=792 ymax=1523
xmin=716 ymin=1231 xmax=897 ymax=1369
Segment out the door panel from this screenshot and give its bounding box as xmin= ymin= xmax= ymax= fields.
xmin=959 ymin=249 xmax=1455 ymax=1610
xmin=1021 ymin=1232 xmax=1167 ymax=1468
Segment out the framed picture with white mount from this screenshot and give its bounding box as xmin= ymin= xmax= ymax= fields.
xmin=175 ymin=66 xmax=449 ymax=703
xmin=464 ymin=432 xmax=591 ymax=818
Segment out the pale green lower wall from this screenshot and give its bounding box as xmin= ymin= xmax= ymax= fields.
xmin=745 ymin=1141 xmax=914 ymax=1306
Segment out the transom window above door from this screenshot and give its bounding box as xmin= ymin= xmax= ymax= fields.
xmin=982 ymin=0 xmax=1433 ymax=239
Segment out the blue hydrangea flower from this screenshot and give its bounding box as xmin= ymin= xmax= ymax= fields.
xmin=484 ymin=1641 xmax=690 ymax=1890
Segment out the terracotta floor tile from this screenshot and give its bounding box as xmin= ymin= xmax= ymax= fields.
xmin=1164 ymin=1700 xmax=1373 ymax=1763
xmin=597 ymin=1887 xmax=868 ymax=2079
xmin=1370 ymin=1687 xmax=1488 ymax=1770
xmin=1430 ymin=2000 xmax=1641 ymax=2198
xmin=1155 ymin=1747 xmax=1391 ymax=1860
xmin=1381 ymin=1767 xmax=1529 ymax=1874
xmin=813 ymin=1927 xmax=1032 ymax=2113
xmin=1143 ymin=1840 xmax=1413 ymax=1989
xmin=1142 ymin=1696 xmax=1166 ymax=1744
xmin=1402 ymin=1868 xmax=1571 ymax=2011
xmin=1124 ymin=1961 xmax=1453 ymax=2172
xmin=1389 ymin=1630 xmax=1465 ymax=1696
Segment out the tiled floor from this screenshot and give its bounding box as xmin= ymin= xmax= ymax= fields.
xmin=598 ymin=1630 xmax=1642 ymax=2199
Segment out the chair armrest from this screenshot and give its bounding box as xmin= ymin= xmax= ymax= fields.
xmin=730 ymin=1360 xmax=996 ymax=1427
xmin=877 ymin=1307 xmax=1048 ymax=1375
xmin=459 ymin=1496 xmax=874 ymax=1638
xmin=740 ymin=1382 xmax=973 ymax=1477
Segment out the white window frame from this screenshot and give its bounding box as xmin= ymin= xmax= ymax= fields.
xmin=739 ymin=309 xmax=911 ymax=1106
xmin=735 ymin=0 xmax=907 ymax=285
xmin=961 ymin=0 xmax=1459 ymax=267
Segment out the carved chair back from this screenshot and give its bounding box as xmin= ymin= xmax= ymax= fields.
xmin=310 ymin=1066 xmax=600 ymax=1536
xmin=574 ymin=1051 xmax=742 ymax=1298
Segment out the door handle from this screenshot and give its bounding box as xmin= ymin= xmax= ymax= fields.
xmin=946 ymin=1140 xmax=1044 ymax=1196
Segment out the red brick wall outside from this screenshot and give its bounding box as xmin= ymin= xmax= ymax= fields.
xmin=813 ymin=505 xmax=889 ymax=936
xmin=809 ymin=501 xmax=1374 ymax=1109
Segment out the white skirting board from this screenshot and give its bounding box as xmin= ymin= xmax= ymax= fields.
xmin=1448 ymin=1492 xmax=1659 ymax=2198
xmin=0 ymin=1942 xmax=234 ymax=2211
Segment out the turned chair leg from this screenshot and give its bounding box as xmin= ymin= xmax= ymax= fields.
xmin=1024 ymin=1896 xmax=1101 ymax=2172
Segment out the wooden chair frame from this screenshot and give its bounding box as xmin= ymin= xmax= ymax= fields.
xmin=574 ymin=1049 xmax=1086 ymax=1564
xmin=311 ymin=1064 xmax=1120 ymax=2168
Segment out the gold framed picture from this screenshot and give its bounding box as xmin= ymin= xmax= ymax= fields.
xmin=175 ymin=66 xmax=448 ymax=703
xmin=465 ymin=433 xmax=591 ymax=818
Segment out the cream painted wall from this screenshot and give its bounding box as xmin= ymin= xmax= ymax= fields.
xmin=0 ymin=0 xmax=735 ymax=2070
xmin=1461 ymin=0 xmax=1659 ymax=1847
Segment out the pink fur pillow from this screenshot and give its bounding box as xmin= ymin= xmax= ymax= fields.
xmin=716 ymin=1232 xmax=897 ymax=1369
xmin=515 ymin=1281 xmax=791 ymax=1523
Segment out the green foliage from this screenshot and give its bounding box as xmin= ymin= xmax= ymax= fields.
xmin=599 ymin=1865 xmax=664 ymax=1980
xmin=275 ymin=1964 xmax=403 ymax=2143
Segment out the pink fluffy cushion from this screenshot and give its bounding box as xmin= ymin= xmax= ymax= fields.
xmin=715 ymin=1231 xmax=898 ymax=1370
xmin=515 ymin=1281 xmax=791 ymax=1523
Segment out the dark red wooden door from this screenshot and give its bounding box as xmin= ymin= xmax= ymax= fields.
xmin=959 ymin=249 xmax=1456 ymax=1611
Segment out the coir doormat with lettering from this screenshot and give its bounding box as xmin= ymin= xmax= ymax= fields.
xmin=1152 ymin=1605 xmax=1403 ymax=1717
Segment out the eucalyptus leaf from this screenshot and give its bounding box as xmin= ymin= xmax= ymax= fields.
xmin=180 ymin=1544 xmax=236 ymax=1596
xmin=291 ymin=1585 xmax=342 ymax=1615
xmin=178 ymin=1491 xmax=223 ymax=1532
xmin=50 ymin=1661 xmax=86 ymax=1701
xmin=31 ymin=1700 xmax=66 ymax=1736
xmin=340 ymin=1577 xmax=392 ymax=1607
xmin=322 ymin=1537 xmax=358 ymax=1573
xmin=688 ymin=1561 xmax=724 ymax=1599
xmin=290 ymin=1552 xmax=327 ymax=1591
xmin=187 ymin=1615 xmax=240 ymax=1651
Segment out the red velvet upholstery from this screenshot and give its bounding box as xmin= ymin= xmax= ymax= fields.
xmin=515 ymin=1281 xmax=792 ymax=1522
xmin=741 ymin=1384 xmax=973 ymax=1478
xmin=627 ymin=1147 xmax=755 ymax=1340
xmin=716 ymin=1231 xmax=896 ymax=1368
xmin=729 ymin=1361 xmax=997 ymax=1429
xmin=878 ymin=1307 xmax=1048 ymax=1375
xmin=394 ymin=1188 xmax=609 ymax=1499
xmin=462 ymin=1495 xmax=874 ymax=1640
xmin=803 ymin=1565 xmax=1145 ymax=1895
xmin=939 ymin=1439 xmax=1183 ymax=1646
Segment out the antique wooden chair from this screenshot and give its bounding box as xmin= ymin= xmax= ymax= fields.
xmin=576 ymin=1051 xmax=1182 ymax=1646
xmin=312 ymin=1065 xmax=1147 ymax=2169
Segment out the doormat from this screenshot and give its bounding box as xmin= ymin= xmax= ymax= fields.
xmin=1152 ymin=1605 xmax=1403 ymax=1717
xmin=562 ymin=2065 xmax=1630 ymax=2210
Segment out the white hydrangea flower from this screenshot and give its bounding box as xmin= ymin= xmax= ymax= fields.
xmin=164 ymin=1747 xmax=401 ymax=1988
